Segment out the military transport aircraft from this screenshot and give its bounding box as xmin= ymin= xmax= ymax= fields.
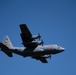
xmin=0 ymin=24 xmax=65 ymax=63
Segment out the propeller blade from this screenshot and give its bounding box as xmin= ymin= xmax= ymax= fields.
xmin=38 ymin=33 xmax=41 ymax=40
xmin=41 ymin=39 xmax=44 ymax=46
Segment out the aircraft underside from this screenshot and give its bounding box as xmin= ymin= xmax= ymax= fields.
xmin=0 ymin=24 xmax=64 ymax=63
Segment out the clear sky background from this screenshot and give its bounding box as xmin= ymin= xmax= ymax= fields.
xmin=0 ymin=0 xmax=76 ymax=75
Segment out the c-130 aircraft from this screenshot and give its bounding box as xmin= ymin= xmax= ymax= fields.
xmin=0 ymin=24 xmax=65 ymax=63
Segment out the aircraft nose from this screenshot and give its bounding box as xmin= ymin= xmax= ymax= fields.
xmin=60 ymin=48 xmax=65 ymax=52
xmin=61 ymin=49 xmax=65 ymax=52
xmin=62 ymin=47 xmax=65 ymax=50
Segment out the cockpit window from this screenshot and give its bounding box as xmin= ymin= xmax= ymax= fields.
xmin=58 ymin=46 xmax=61 ymax=48
xmin=57 ymin=45 xmax=60 ymax=46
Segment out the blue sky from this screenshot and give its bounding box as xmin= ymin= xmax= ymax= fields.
xmin=0 ymin=0 xmax=76 ymax=75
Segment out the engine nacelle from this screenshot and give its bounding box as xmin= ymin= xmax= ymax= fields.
xmin=32 ymin=41 xmax=44 ymax=45
xmin=41 ymin=55 xmax=51 ymax=58
xmin=32 ymin=34 xmax=41 ymax=40
xmin=22 ymin=41 xmax=44 ymax=47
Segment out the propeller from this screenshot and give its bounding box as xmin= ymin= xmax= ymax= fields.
xmin=38 ymin=33 xmax=41 ymax=40
xmin=49 ymin=55 xmax=51 ymax=59
xmin=41 ymin=39 xmax=44 ymax=46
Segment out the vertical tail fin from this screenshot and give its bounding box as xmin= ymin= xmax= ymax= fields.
xmin=3 ymin=36 xmax=13 ymax=48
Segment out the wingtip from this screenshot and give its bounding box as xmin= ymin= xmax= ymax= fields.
xmin=20 ymin=24 xmax=27 ymax=27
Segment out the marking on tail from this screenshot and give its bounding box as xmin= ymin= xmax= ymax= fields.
xmin=3 ymin=36 xmax=13 ymax=48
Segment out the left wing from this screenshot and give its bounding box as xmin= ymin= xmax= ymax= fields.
xmin=20 ymin=24 xmax=38 ymax=49
xmin=39 ymin=58 xmax=48 ymax=63
xmin=20 ymin=24 xmax=32 ymax=42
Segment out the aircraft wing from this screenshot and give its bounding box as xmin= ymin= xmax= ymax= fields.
xmin=34 ymin=57 xmax=48 ymax=63
xmin=39 ymin=58 xmax=48 ymax=63
xmin=20 ymin=24 xmax=38 ymax=49
xmin=20 ymin=24 xmax=32 ymax=42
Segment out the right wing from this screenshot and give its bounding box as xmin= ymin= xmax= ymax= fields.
xmin=33 ymin=57 xmax=48 ymax=63
xmin=39 ymin=58 xmax=48 ymax=63
xmin=32 ymin=57 xmax=48 ymax=63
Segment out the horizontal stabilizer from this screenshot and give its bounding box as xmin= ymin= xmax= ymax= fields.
xmin=0 ymin=43 xmax=13 ymax=57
